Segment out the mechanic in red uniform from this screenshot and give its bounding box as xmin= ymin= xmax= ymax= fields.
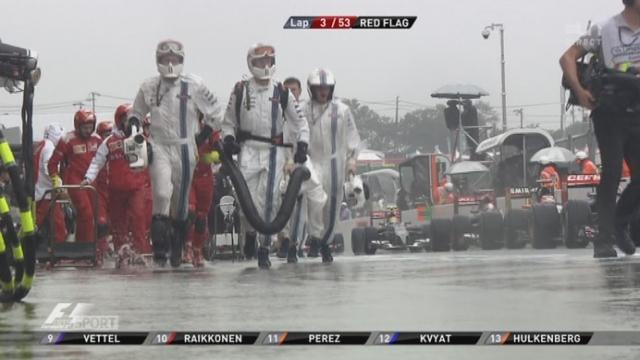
xmin=575 ymin=151 xmax=599 ymax=175
xmin=95 ymin=120 xmax=112 ymax=239
xmin=96 ymin=121 xmax=113 ymax=139
xmin=539 ymin=156 xmax=561 ymax=194
xmin=48 ymin=110 xmax=106 ymax=253
xmin=185 ymin=115 xmax=220 ymax=267
xmin=83 ymin=104 xmax=151 ymax=266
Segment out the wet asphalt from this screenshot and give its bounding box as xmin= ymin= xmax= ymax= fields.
xmin=2 ymin=248 xmax=640 ymax=359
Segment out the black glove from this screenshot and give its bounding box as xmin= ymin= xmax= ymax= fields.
xmin=294 ymin=141 xmax=308 ymax=164
xmin=223 ymin=135 xmax=241 ymax=156
xmin=146 ymin=141 xmax=153 ymax=165
xmin=196 ymin=124 xmax=213 ymax=147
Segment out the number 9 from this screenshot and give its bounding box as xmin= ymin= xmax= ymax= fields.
xmin=47 ymin=334 xmax=54 ymax=343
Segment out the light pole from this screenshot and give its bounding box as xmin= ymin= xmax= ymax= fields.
xmin=88 ymin=91 xmax=101 ymax=114
xmin=513 ymin=108 xmax=523 ymax=128
xmin=482 ymin=23 xmax=507 ymax=132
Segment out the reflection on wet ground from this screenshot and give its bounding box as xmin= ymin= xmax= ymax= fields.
xmin=2 ymin=249 xmax=640 ymax=359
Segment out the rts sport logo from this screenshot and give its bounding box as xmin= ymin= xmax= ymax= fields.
xmin=41 ymin=303 xmax=119 ymax=331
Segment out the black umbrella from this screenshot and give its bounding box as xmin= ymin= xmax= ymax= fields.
xmin=431 ymin=84 xmax=489 ymax=100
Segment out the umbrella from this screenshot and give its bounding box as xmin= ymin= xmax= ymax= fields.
xmin=357 ymin=149 xmax=384 ymax=162
xmin=446 ymin=161 xmax=489 ymax=175
xmin=430 ymin=84 xmax=490 ymax=100
xmin=530 ymin=146 xmax=576 ymax=164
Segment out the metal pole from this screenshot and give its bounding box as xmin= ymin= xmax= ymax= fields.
xmin=520 ymin=109 xmax=523 ymax=128
xmin=89 ymin=91 xmax=100 ymax=114
xmin=514 ymin=108 xmax=523 ymax=128
xmin=395 ymin=95 xmax=399 ymax=154
xmin=499 ymin=26 xmax=507 ymax=132
xmin=395 ymin=96 xmax=399 ymax=124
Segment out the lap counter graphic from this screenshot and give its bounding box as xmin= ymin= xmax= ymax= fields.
xmin=283 ymin=16 xmax=417 ymax=30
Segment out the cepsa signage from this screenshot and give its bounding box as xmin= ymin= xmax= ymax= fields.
xmin=566 ymin=174 xmax=600 ymax=187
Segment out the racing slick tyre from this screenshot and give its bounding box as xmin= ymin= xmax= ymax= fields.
xmin=405 ymin=224 xmax=431 ymax=247
xmin=351 ymin=228 xmax=365 ymax=255
xmin=430 ymin=218 xmax=452 ymax=252
xmin=479 ymin=212 xmax=504 ymax=250
xmin=364 ymin=227 xmax=378 ymax=255
xmin=563 ymin=200 xmax=591 ymax=249
xmin=422 ymin=224 xmax=431 ymax=240
xmin=406 ymin=231 xmax=420 ymax=246
xmin=505 ymin=209 xmax=529 ymax=249
xmin=452 ymin=215 xmax=472 ymax=251
xmin=531 ymin=203 xmax=560 ymax=249
xmin=333 ymin=233 xmax=345 ymax=253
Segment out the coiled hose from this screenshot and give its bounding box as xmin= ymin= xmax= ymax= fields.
xmin=218 ymin=146 xmax=310 ymax=235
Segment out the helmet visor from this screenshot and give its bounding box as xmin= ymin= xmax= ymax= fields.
xmin=250 ymin=45 xmax=275 ymax=68
xmin=156 ymin=40 xmax=184 ymax=62
xmin=157 ymin=40 xmax=183 ymax=53
xmin=251 ymin=45 xmax=275 ymax=57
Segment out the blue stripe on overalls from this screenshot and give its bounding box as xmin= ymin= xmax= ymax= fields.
xmin=177 ymin=80 xmax=190 ymax=220
xmin=322 ymin=103 xmax=339 ymax=244
xmin=262 ymin=85 xmax=279 ymax=246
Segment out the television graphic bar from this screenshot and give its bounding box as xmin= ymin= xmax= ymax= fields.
xmin=283 ymin=16 xmax=417 ymax=30
xmin=30 ymin=331 xmax=640 ymax=346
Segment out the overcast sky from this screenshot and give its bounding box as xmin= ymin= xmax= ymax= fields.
xmin=0 ymin=0 xmax=622 ymax=138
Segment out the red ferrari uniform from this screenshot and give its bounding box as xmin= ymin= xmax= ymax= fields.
xmin=84 ymin=130 xmax=150 ymax=254
xmin=96 ymin=164 xmax=109 ymax=230
xmin=48 ymin=131 xmax=103 ymax=243
xmin=187 ymin=132 xmax=219 ymax=256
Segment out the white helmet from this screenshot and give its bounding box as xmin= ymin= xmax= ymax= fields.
xmin=575 ymin=151 xmax=588 ymax=160
xmin=43 ymin=123 xmax=65 ymax=145
xmin=247 ymin=43 xmax=276 ymax=80
xmin=307 ymin=68 xmax=336 ymax=101
xmin=156 ymin=39 xmax=184 ymax=79
xmin=343 ymin=174 xmax=366 ymax=210
xmin=539 ymin=155 xmax=551 ymax=165
xmin=444 ymin=182 xmax=454 ymax=193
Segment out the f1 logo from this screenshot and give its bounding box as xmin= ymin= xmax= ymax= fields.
xmin=42 ymin=303 xmax=92 ymax=328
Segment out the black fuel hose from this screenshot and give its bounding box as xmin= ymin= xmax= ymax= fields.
xmin=218 ymin=145 xmax=310 ymax=235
